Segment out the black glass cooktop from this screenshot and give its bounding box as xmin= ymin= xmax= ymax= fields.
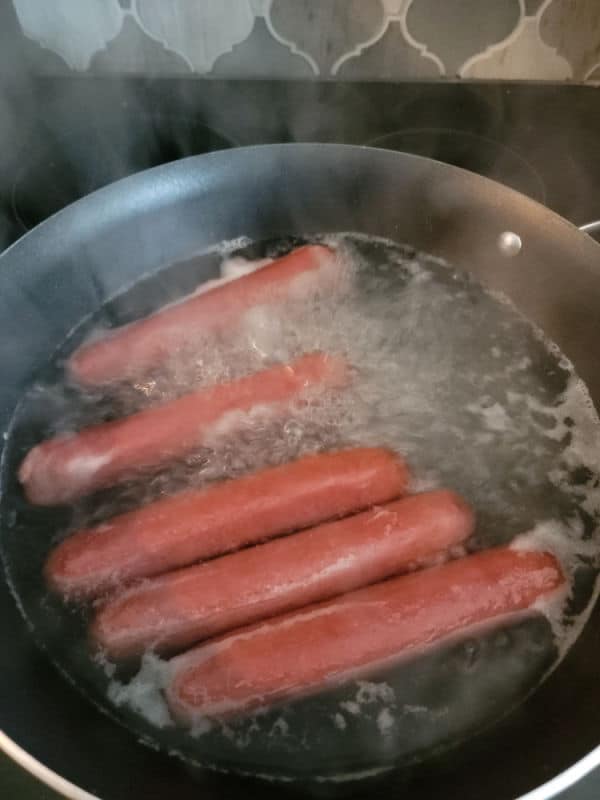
xmin=2 ymin=80 xmax=600 ymax=252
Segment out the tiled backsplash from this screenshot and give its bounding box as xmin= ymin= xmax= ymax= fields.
xmin=12 ymin=0 xmax=600 ymax=82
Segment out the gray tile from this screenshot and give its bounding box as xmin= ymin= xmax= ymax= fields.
xmin=338 ymin=19 xmax=442 ymax=80
xmin=586 ymin=64 xmax=600 ymax=82
xmin=269 ymin=0 xmax=385 ymax=74
xmin=211 ymin=16 xmax=314 ymax=78
xmin=523 ymin=0 xmax=545 ymax=14
xmin=13 ymin=0 xmax=124 ymax=72
xmin=91 ymin=15 xmax=191 ymax=74
xmin=135 ymin=0 xmax=255 ymax=74
xmin=462 ymin=16 xmax=571 ymax=79
xmin=539 ymin=0 xmax=600 ymax=80
xmin=406 ymin=0 xmax=522 ymax=75
xmin=21 ymin=38 xmax=75 ymax=74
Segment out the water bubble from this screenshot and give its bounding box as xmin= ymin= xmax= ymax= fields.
xmin=462 ymin=639 xmax=480 ymax=670
xmin=494 ymin=630 xmax=511 ymax=649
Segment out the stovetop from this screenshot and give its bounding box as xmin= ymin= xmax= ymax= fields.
xmin=0 ymin=78 xmax=599 ymax=800
xmin=2 ymin=79 xmax=600 ymax=252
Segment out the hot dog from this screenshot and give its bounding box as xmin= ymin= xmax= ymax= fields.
xmin=69 ymin=245 xmax=342 ymax=386
xmin=166 ymin=548 xmax=564 ymax=722
xmin=46 ymin=446 xmax=409 ymax=599
xmin=92 ymin=489 xmax=473 ymax=659
xmin=19 ymin=351 xmax=348 ymax=506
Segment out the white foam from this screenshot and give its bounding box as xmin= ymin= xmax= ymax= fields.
xmin=376 ymin=708 xmax=395 ymax=735
xmin=339 ymin=701 xmax=361 ymax=716
xmin=179 ymin=255 xmax=272 ymax=302
xmin=66 ymin=452 xmax=113 ymax=479
xmin=333 ymin=712 xmax=347 ymax=730
xmin=466 ymin=400 xmax=512 ymax=432
xmin=107 ymin=653 xmax=173 ymax=729
xmin=220 ymin=256 xmax=272 ymax=281
xmin=355 ymin=681 xmax=396 ymax=706
xmin=403 ymin=704 xmax=428 ymax=714
xmin=268 ymin=717 xmax=289 ymax=738
xmin=510 ymin=517 xmax=600 ymax=660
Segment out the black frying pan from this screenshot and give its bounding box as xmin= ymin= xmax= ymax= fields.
xmin=0 ymin=144 xmax=599 ymax=800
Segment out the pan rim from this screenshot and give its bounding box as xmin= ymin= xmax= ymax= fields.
xmin=0 ymin=730 xmax=99 ymax=800
xmin=518 ymin=746 xmax=600 ymax=800
xmin=0 ymin=143 xmax=599 ymax=273
xmin=1 ymin=724 xmax=599 ymax=800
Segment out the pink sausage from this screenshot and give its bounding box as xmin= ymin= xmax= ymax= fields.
xmin=19 ymin=351 xmax=348 ymax=506
xmin=69 ymin=245 xmax=342 ymax=386
xmin=92 ymin=489 xmax=473 ymax=658
xmin=45 ymin=446 xmax=409 ymax=599
xmin=166 ymin=548 xmax=565 ymax=722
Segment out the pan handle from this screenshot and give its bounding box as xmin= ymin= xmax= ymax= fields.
xmin=579 ymin=220 xmax=600 ymax=237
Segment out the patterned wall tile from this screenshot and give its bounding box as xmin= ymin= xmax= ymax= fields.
xmin=406 ymin=0 xmax=522 ymax=76
xmin=268 ymin=0 xmax=386 ymax=75
xmin=380 ymin=0 xmax=409 ymax=14
xmin=523 ymin=0 xmax=545 ymax=14
xmin=462 ymin=16 xmax=572 ymax=79
xmin=11 ymin=0 xmax=600 ymax=82
xmin=91 ymin=14 xmax=191 ymax=74
xmin=211 ymin=16 xmax=314 ymax=78
xmin=16 ymin=27 xmax=77 ymax=73
xmin=13 ymin=0 xmax=123 ymax=71
xmin=337 ymin=19 xmax=442 ymax=79
xmin=586 ymin=64 xmax=600 ymax=83
xmin=539 ymin=0 xmax=600 ymax=80
xmin=247 ymin=0 xmax=266 ymax=13
xmin=134 ymin=0 xmax=255 ymax=74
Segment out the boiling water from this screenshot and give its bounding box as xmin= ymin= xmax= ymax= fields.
xmin=1 ymin=233 xmax=600 ymax=781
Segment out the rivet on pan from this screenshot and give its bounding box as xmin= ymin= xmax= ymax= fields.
xmin=498 ymin=231 xmax=522 ymax=257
